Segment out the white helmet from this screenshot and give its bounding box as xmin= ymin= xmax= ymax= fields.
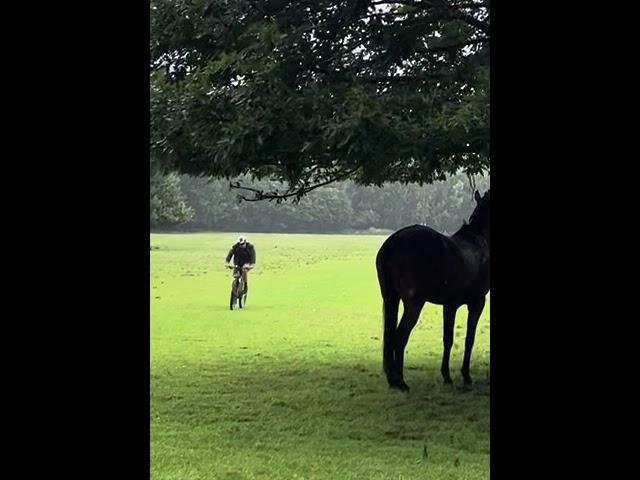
xmin=237 ymin=236 xmax=247 ymax=245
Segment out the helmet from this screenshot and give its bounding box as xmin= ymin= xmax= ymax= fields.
xmin=237 ymin=236 xmax=247 ymax=245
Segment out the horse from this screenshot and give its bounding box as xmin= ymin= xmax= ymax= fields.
xmin=375 ymin=190 xmax=490 ymax=391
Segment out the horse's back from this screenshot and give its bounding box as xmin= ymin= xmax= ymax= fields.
xmin=376 ymin=225 xmax=472 ymax=304
xmin=377 ymin=224 xmax=451 ymax=263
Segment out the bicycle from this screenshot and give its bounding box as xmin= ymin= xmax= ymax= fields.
xmin=227 ymin=264 xmax=251 ymax=310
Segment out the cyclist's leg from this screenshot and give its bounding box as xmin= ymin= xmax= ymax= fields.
xmin=242 ymin=268 xmax=248 ymax=294
xmin=236 ymin=266 xmax=243 ymax=291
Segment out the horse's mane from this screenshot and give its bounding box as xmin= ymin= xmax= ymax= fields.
xmin=452 ymin=219 xmax=485 ymax=244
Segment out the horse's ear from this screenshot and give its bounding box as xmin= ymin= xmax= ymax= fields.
xmin=474 ymin=190 xmax=481 ymax=204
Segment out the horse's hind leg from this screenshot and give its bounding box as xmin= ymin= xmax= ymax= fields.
xmin=391 ymin=299 xmax=425 ymax=392
xmin=461 ymin=297 xmax=486 ymax=386
xmin=382 ymin=291 xmax=400 ymax=382
xmin=441 ymin=304 xmax=459 ymax=384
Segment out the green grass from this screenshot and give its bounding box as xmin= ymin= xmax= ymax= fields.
xmin=151 ymin=232 xmax=490 ymax=480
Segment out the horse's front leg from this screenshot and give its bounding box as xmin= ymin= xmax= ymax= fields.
xmin=461 ymin=297 xmax=486 ymax=386
xmin=441 ymin=304 xmax=458 ymax=384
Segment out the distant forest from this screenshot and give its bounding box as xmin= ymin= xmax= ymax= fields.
xmin=151 ymin=173 xmax=489 ymax=235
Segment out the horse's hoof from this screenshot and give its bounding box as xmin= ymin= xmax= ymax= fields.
xmin=388 ymin=379 xmax=411 ymax=392
xmin=394 ymin=382 xmax=411 ymax=392
xmin=443 ymin=377 xmax=453 ymax=385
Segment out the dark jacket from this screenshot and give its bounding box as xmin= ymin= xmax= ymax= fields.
xmin=226 ymin=242 xmax=256 ymax=266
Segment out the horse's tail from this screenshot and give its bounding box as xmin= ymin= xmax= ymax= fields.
xmin=377 ymin=250 xmax=399 ymax=377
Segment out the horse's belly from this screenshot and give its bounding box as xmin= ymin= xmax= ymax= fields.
xmin=410 ymin=274 xmax=479 ymax=306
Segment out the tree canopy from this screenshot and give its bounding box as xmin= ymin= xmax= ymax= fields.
xmin=151 ymin=0 xmax=489 ymax=201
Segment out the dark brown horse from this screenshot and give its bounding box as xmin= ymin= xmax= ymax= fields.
xmin=376 ymin=190 xmax=490 ymax=391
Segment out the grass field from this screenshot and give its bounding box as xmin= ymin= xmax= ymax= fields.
xmin=151 ymin=232 xmax=490 ymax=480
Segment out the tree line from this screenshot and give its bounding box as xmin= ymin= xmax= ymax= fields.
xmin=151 ymin=172 xmax=489 ymax=235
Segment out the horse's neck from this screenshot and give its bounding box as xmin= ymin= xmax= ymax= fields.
xmin=452 ymin=228 xmax=489 ymax=254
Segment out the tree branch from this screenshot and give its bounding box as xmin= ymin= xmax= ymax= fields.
xmin=368 ymin=1 xmax=489 ymax=33
xmin=230 ymin=166 xmax=362 ymax=202
xmin=370 ymin=0 xmax=423 ymax=7
xmin=418 ymin=36 xmax=489 ymax=54
xmin=312 ymin=36 xmax=487 ymax=80
xmin=452 ymin=11 xmax=489 ymax=34
xmin=360 ymin=73 xmax=443 ymax=83
xmin=370 ymin=0 xmax=489 ymax=9
xmin=455 ymin=2 xmax=490 ymax=8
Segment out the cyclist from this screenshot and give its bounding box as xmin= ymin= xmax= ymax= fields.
xmin=225 ymin=236 xmax=256 ymax=295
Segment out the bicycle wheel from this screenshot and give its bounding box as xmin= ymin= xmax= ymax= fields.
xmin=230 ymin=279 xmax=239 ymax=310
xmin=237 ymin=280 xmax=244 ymax=309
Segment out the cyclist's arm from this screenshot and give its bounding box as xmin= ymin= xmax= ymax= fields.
xmin=225 ymin=247 xmax=234 ymax=264
xmin=249 ymin=245 xmax=256 ymax=265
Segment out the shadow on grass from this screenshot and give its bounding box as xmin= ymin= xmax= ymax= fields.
xmin=152 ymin=356 xmax=489 ymax=456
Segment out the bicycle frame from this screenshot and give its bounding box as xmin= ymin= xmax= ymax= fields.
xmin=228 ymin=264 xmax=251 ymax=310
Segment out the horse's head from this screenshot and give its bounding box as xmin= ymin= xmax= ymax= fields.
xmin=469 ymin=190 xmax=490 ymax=241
